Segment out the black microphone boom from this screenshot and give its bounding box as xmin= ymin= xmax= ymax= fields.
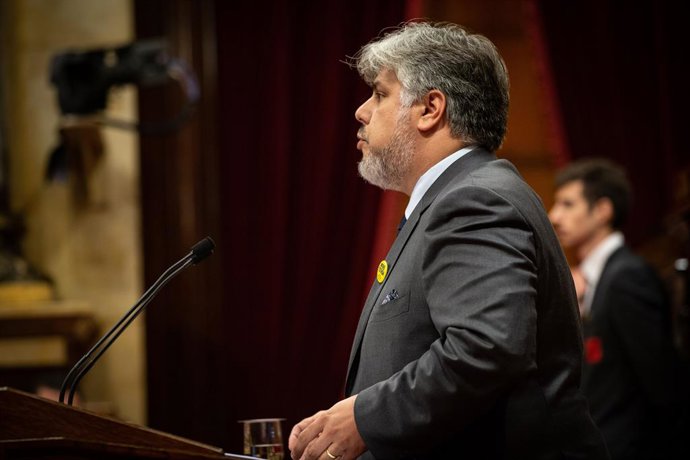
xmin=59 ymin=236 xmax=215 ymax=405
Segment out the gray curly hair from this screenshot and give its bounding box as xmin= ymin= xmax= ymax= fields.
xmin=352 ymin=22 xmax=509 ymax=152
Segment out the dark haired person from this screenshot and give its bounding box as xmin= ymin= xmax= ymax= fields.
xmin=550 ymin=159 xmax=681 ymax=459
xmin=289 ymin=22 xmax=607 ymax=460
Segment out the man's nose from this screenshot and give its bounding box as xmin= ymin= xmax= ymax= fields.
xmin=548 ymin=207 xmax=560 ymax=225
xmin=355 ymin=98 xmax=372 ymax=124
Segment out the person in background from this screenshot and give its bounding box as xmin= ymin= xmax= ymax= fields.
xmin=549 ymin=158 xmax=682 ymax=459
xmin=288 ymin=22 xmax=608 ymax=460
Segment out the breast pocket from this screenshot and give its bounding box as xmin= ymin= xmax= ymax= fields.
xmin=369 ymin=293 xmax=410 ymax=323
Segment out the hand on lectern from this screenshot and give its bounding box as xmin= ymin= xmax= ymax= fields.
xmin=288 ymin=395 xmax=366 ymax=460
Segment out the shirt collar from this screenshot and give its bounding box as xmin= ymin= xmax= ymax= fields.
xmin=580 ymin=231 xmax=625 ymax=286
xmin=404 ymin=146 xmax=477 ymax=219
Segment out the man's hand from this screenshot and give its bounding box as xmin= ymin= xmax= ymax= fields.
xmin=288 ymin=395 xmax=366 ymax=460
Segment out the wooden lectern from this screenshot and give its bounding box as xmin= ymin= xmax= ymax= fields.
xmin=0 ymin=387 xmax=251 ymax=459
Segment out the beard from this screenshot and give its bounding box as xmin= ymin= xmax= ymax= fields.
xmin=357 ymin=110 xmax=415 ymax=192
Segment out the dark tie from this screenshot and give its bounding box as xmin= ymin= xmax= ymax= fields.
xmin=397 ymin=215 xmax=407 ymax=234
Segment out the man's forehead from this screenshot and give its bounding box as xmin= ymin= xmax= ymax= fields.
xmin=372 ymin=68 xmax=400 ymax=87
xmin=558 ymin=180 xmax=585 ymax=197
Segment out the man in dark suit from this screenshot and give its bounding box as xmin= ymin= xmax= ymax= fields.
xmin=289 ymin=22 xmax=608 ymax=460
xmin=549 ymin=159 xmax=681 ymax=459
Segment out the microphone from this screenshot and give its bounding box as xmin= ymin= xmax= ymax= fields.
xmin=59 ymin=236 xmax=216 ymax=405
xmin=190 ymin=236 xmax=215 ymax=264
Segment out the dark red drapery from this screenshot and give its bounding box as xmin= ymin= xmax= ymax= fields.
xmin=214 ymin=0 xmax=407 ymax=424
xmin=138 ymin=0 xmax=407 ymax=453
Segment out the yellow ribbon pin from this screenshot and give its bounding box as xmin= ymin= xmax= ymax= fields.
xmin=376 ymin=260 xmax=388 ymax=284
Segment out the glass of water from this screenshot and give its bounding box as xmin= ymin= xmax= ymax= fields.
xmin=239 ymin=418 xmax=285 ymax=460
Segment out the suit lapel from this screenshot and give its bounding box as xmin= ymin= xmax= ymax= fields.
xmin=589 ymin=246 xmax=627 ymax=317
xmin=345 ymin=148 xmax=496 ymax=392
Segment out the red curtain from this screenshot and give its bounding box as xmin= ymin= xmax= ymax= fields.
xmin=139 ymin=0 xmax=408 ymax=453
xmin=532 ymin=0 xmax=689 ymax=247
xmin=214 ymin=0 xmax=408 ymax=411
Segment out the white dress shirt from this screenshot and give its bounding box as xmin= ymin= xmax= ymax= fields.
xmin=404 ymin=146 xmax=477 ymax=219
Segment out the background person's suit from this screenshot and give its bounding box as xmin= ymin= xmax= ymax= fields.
xmin=345 ymin=149 xmax=608 ymax=460
xmin=582 ymin=246 xmax=682 ymax=459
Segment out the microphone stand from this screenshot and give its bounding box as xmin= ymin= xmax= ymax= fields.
xmin=59 ymin=237 xmax=214 ymax=405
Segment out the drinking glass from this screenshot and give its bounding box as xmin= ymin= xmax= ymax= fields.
xmin=239 ymin=418 xmax=285 ymax=460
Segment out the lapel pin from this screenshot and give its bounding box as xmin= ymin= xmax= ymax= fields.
xmin=376 ymin=260 xmax=388 ymax=284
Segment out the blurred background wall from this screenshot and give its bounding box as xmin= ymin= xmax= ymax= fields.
xmin=0 ymin=0 xmax=687 ymax=455
xmin=0 ymin=0 xmax=145 ymax=424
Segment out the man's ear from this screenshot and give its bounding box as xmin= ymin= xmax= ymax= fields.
xmin=416 ymin=89 xmax=446 ymax=133
xmin=593 ymin=197 xmax=614 ymax=227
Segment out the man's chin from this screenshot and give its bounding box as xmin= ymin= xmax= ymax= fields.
xmin=358 ymin=161 xmax=388 ymax=190
xmin=557 ymin=237 xmax=574 ymax=249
